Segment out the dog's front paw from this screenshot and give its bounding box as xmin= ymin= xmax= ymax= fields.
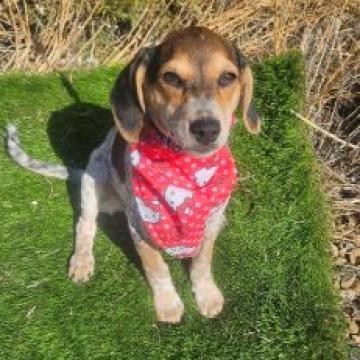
xmin=68 ymin=254 xmax=95 ymax=283
xmin=154 ymin=290 xmax=184 ymax=324
xmin=193 ymin=280 xmax=224 ymax=318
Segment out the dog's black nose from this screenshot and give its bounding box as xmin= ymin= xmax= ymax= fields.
xmin=190 ymin=118 xmax=220 ymax=145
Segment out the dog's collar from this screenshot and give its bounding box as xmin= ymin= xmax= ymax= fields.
xmin=129 ymin=118 xmax=238 ymax=258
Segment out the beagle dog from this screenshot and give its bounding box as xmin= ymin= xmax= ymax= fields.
xmin=6 ymin=26 xmax=260 ymax=323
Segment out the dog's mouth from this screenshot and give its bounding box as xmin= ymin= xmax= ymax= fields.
xmin=186 ymin=143 xmax=219 ymax=157
xmin=171 ymin=137 xmax=220 ymax=157
xmin=147 ymin=114 xmax=223 ymax=157
xmin=168 ymin=126 xmax=222 ymax=157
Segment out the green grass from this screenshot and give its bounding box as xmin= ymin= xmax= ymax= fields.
xmin=0 ymin=53 xmax=346 ymax=359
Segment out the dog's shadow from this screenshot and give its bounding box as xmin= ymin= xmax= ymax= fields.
xmin=47 ymin=74 xmax=143 ymax=275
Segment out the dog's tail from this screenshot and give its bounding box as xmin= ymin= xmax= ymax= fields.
xmin=5 ymin=124 xmax=84 ymax=181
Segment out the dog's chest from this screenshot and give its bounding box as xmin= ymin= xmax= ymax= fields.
xmin=126 ymin=129 xmax=238 ymax=258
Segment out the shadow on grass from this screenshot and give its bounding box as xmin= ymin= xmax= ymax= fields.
xmin=46 ymin=73 xmax=143 ymax=275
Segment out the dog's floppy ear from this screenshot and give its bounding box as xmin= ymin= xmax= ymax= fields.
xmin=110 ymin=47 xmax=156 ymax=142
xmin=235 ymin=48 xmax=261 ymax=134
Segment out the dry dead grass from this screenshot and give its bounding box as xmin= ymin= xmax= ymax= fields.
xmin=0 ymin=0 xmax=359 ymax=347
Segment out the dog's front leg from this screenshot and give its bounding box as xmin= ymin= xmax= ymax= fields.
xmin=190 ymin=203 xmax=227 ymax=318
xmin=68 ymin=172 xmax=100 ymax=283
xmin=132 ymin=230 xmax=184 ymax=323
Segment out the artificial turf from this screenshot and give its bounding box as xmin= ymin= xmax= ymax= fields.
xmin=0 ymin=53 xmax=346 ymax=359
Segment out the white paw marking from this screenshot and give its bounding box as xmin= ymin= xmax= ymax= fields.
xmin=68 ymin=254 xmax=95 ymax=283
xmin=154 ymin=290 xmax=184 ymax=323
xmin=193 ymin=280 xmax=224 ymax=318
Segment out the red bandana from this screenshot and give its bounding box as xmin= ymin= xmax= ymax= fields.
xmin=130 ymin=122 xmax=237 ymax=258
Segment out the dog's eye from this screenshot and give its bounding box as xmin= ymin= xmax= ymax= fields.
xmin=218 ymin=72 xmax=237 ymax=87
xmin=162 ymin=72 xmax=184 ymax=88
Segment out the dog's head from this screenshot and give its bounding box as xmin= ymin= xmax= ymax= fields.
xmin=111 ymin=26 xmax=260 ymax=156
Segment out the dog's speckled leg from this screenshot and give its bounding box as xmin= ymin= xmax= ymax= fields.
xmin=68 ymin=138 xmax=113 ymax=283
xmin=68 ymin=172 xmax=99 ymax=283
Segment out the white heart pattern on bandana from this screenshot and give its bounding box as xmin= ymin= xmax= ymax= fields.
xmin=194 ymin=166 xmax=218 ymax=186
xmin=130 ymin=149 xmax=140 ymax=166
xmin=164 ymin=185 xmax=193 ymax=211
xmin=165 ymin=246 xmax=197 ymax=257
xmin=135 ymin=197 xmax=161 ymax=224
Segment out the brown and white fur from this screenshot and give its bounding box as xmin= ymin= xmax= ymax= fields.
xmin=5 ymin=27 xmax=260 ymax=323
